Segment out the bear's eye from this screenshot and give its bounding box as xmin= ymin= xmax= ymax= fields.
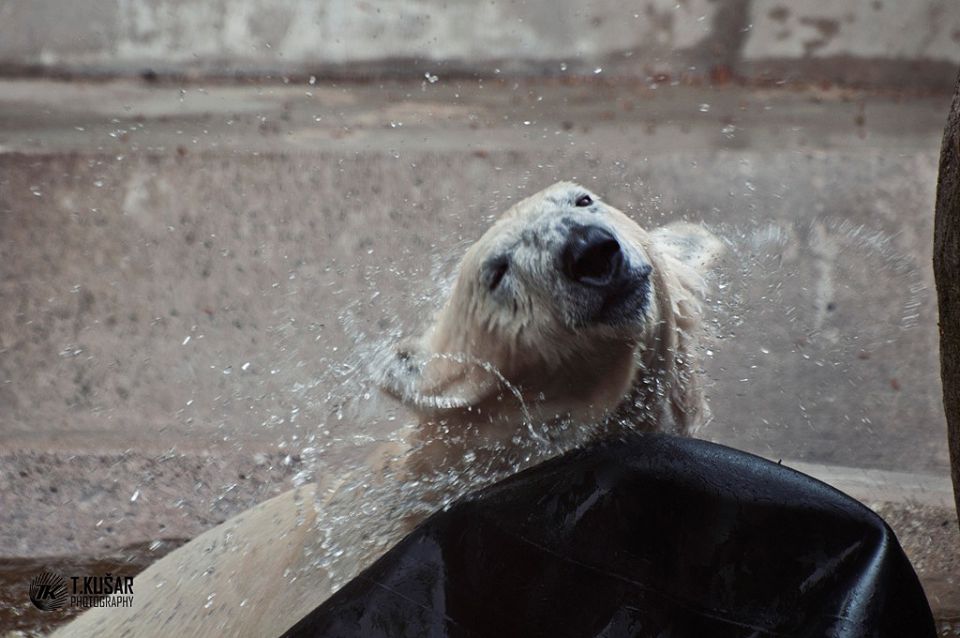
xmin=575 ymin=194 xmax=593 ymax=207
xmin=484 ymin=256 xmax=510 ymax=292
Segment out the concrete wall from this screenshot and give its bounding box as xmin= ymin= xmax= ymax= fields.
xmin=1 ymin=76 xmax=954 ymax=560
xmin=0 ymin=0 xmax=958 ymax=87
xmin=0 ymin=78 xmax=951 ymax=476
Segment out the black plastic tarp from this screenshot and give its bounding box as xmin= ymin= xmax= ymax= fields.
xmin=284 ymin=434 xmax=935 ymax=638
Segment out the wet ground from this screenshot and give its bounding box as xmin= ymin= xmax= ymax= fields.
xmin=0 ymin=77 xmax=957 ymax=633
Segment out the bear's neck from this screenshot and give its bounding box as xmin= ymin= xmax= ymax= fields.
xmin=405 ymin=338 xmax=643 ymax=478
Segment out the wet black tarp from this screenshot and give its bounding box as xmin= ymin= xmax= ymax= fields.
xmin=284 ymin=434 xmax=935 ymax=638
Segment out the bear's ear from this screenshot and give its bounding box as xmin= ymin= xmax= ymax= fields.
xmin=378 ymin=339 xmax=499 ymax=413
xmin=650 ymin=222 xmax=723 ymax=275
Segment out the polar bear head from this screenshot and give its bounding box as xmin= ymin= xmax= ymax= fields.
xmin=382 ymin=181 xmax=720 ymax=441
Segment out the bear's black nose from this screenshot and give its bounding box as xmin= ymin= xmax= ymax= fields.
xmin=561 ymin=225 xmax=623 ymax=286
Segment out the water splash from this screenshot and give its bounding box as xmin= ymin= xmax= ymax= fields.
xmin=275 ymin=212 xmax=933 ymax=604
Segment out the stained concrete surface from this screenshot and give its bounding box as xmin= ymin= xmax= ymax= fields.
xmin=0 ymin=0 xmax=959 ymax=90
xmin=0 ymin=78 xmax=957 ymax=631
xmin=0 ymin=78 xmax=951 ymax=468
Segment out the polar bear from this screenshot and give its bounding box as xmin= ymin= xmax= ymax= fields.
xmin=53 ymin=182 xmax=721 ymax=638
xmin=382 ymin=181 xmax=720 ymax=482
